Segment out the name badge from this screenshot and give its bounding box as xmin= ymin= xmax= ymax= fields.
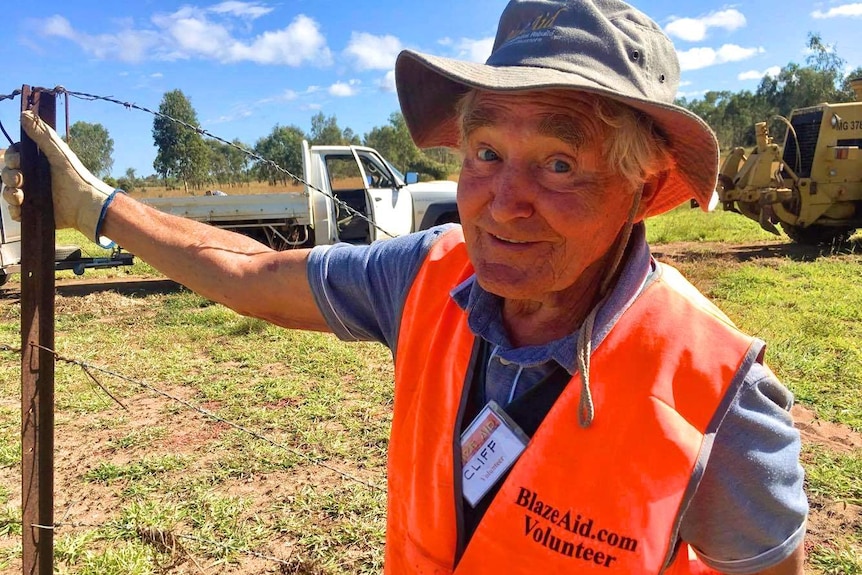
xmin=460 ymin=401 xmax=529 ymax=507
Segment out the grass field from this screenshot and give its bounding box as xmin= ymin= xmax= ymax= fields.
xmin=0 ymin=206 xmax=860 ymax=573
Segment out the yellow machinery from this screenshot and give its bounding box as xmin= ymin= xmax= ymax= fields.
xmin=716 ymin=80 xmax=862 ymax=244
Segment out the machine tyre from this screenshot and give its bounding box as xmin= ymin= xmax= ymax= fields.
xmin=780 ymin=223 xmax=854 ymax=247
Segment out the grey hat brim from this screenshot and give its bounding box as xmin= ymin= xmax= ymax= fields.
xmin=395 ymin=49 xmax=719 ymax=217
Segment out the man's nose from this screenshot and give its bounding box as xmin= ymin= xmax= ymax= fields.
xmin=488 ymin=165 xmax=535 ymax=221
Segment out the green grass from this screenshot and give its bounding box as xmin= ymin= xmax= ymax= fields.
xmin=0 ymin=209 xmax=860 ymax=573
xmin=810 ymin=546 xmax=862 ymax=575
xmin=804 ymin=446 xmax=862 ymax=504
xmin=83 ymin=455 xmax=190 ymax=485
xmin=647 ymin=204 xmax=779 ymax=244
xmin=708 ymin=260 xmax=862 ymax=429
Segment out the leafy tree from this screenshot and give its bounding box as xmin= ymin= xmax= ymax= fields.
xmin=841 ymin=66 xmax=862 ymax=97
xmin=227 ymin=139 xmax=252 ymax=187
xmin=309 ymin=112 xmax=356 ymax=145
xmin=115 ymin=167 xmax=138 ymax=193
xmin=152 ymin=89 xmax=210 ymax=193
xmin=363 ymin=113 xmax=421 ymax=172
xmin=342 ymin=127 xmax=361 ymax=146
xmin=207 ymin=140 xmax=231 ymax=187
xmin=253 ymin=124 xmax=306 ymax=185
xmin=206 ymin=140 xmax=252 ymax=188
xmin=67 ymin=121 xmax=114 ymax=178
xmin=364 ymin=113 xmax=456 ymax=179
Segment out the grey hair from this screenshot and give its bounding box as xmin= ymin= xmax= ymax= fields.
xmin=456 ymin=89 xmax=673 ymax=189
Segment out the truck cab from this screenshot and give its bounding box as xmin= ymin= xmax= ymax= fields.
xmin=301 ymin=140 xmax=458 ymax=246
xmin=142 ymin=141 xmax=459 ymax=250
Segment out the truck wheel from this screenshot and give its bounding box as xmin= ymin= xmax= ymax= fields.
xmin=780 ymin=223 xmax=854 ymax=247
xmin=0 ymin=271 xmax=7 ymax=287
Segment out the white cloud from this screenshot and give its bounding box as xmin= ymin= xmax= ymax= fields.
xmin=329 ymin=79 xmax=360 ymax=97
xmin=737 ymin=66 xmax=780 ymax=81
xmin=210 ymin=108 xmax=254 ymax=124
xmin=344 ymin=32 xmax=403 ymax=70
xmin=812 ymin=3 xmax=862 ymax=18
xmin=455 ymin=37 xmax=494 ymax=63
xmin=150 ymin=72 xmax=164 ymax=78
xmin=209 ymin=1 xmax=273 ymax=19
xmin=378 ymin=70 xmax=397 ymax=93
xmin=227 ymin=16 xmax=333 ymax=65
xmin=35 ymin=15 xmax=160 ymax=62
xmin=279 ymin=89 xmax=298 ymax=101
xmin=256 ymin=86 xmax=321 ymax=106
xmin=42 ymin=15 xmax=75 ymax=38
xmin=677 ymin=44 xmax=764 ymax=71
xmin=36 ymin=8 xmax=332 ymax=66
xmin=665 ymin=9 xmax=746 ymax=42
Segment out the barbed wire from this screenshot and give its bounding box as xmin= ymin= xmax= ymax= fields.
xmin=1 ymin=342 xmax=384 ymax=492
xmin=9 ymin=85 xmax=397 ymax=239
xmin=0 ymin=90 xmax=21 ymax=145
xmin=0 ymin=89 xmax=20 ymax=103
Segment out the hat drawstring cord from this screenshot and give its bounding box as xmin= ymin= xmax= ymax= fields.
xmin=576 ymin=185 xmax=644 ymax=428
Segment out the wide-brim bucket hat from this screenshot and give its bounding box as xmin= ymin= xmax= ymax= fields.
xmin=395 ymin=0 xmax=719 ymax=217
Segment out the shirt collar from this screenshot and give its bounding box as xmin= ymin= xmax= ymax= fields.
xmin=450 ymin=223 xmax=653 ymax=373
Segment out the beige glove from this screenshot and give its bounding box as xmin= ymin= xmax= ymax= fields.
xmin=1 ymin=144 xmax=24 ymax=220
xmin=0 ymin=110 xmax=119 ymax=246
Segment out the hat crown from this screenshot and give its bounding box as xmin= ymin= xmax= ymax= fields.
xmin=487 ymin=0 xmax=679 ymax=104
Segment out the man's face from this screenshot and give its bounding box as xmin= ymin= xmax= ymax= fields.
xmin=457 ymin=90 xmax=642 ymax=304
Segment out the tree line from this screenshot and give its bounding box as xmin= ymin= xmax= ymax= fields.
xmin=676 ymin=33 xmax=862 ymax=152
xmin=69 ymin=90 xmax=460 ymax=194
xmin=71 ymin=31 xmax=858 ymax=191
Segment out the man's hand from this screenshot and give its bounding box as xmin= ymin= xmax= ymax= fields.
xmin=0 ymin=110 xmax=119 ymax=246
xmin=1 ymin=144 xmax=24 ymax=220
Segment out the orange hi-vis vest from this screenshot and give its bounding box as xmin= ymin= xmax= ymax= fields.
xmin=387 ymin=229 xmax=762 ymax=575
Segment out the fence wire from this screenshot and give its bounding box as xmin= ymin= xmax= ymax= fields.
xmin=1 ymin=341 xmax=383 ymax=492
xmin=1 ymin=340 xmax=385 ymax=567
xmin=2 ymin=85 xmax=397 ymax=239
xmin=0 ymin=84 xmax=392 ymax=572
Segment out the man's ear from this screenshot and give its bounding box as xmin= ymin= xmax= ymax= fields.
xmin=635 ymin=170 xmax=670 ymax=222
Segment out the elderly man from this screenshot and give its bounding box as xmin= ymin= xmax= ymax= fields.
xmin=3 ymin=0 xmax=806 ymax=573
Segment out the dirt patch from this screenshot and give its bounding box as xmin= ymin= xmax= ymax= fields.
xmin=791 ymin=404 xmax=862 ymax=565
xmin=652 ymin=238 xmax=862 ymax=265
xmin=793 ymin=404 xmax=862 ymax=454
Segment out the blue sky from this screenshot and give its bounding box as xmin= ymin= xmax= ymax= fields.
xmin=3 ymin=0 xmax=861 ymax=177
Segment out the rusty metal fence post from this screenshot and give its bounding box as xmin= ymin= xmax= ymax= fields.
xmin=19 ymin=85 xmax=56 ymax=575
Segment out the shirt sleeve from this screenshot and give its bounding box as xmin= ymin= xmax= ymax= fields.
xmin=306 ymin=225 xmax=458 ymax=349
xmin=679 ymin=362 xmax=808 ymax=574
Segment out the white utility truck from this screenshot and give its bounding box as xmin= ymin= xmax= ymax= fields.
xmin=0 ymin=148 xmax=134 ymax=286
xmin=143 ymin=141 xmax=460 ymax=249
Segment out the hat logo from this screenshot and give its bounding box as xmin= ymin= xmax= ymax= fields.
xmin=503 ymin=8 xmax=565 ymax=46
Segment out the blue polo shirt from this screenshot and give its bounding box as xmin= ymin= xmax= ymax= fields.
xmin=306 ymin=223 xmax=807 ymax=574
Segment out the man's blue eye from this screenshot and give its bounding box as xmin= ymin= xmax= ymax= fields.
xmin=477 ymin=148 xmax=498 ymax=161
xmin=552 ymin=160 xmax=571 ymax=173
